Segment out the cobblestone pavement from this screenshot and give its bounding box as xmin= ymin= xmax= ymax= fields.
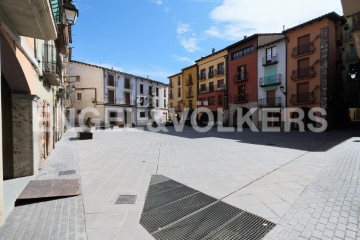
xmin=0 ymin=131 xmax=86 ymax=240
xmin=1 ymin=126 xmax=360 ymax=240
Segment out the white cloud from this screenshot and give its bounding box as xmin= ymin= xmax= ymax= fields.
xmin=151 ymin=0 xmax=163 ymax=5
xmin=206 ymin=0 xmax=344 ymax=40
xmin=171 ymin=55 xmax=195 ymax=64
xmin=177 ymin=23 xmax=200 ymax=52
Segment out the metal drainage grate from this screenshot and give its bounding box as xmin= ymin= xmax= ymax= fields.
xmin=58 ymin=170 xmax=76 ymax=176
xmin=140 ymin=175 xmax=276 ymax=240
xmin=115 ymin=195 xmax=137 ymax=204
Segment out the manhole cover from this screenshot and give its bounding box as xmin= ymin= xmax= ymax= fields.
xmin=58 ymin=170 xmax=76 ymax=176
xmin=115 ymin=195 xmax=137 ymax=204
xmin=140 ymin=175 xmax=275 ymax=240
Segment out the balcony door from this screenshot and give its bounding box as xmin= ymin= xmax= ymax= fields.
xmin=266 ymin=90 xmax=275 ymax=107
xmin=298 ymin=35 xmax=310 ymax=55
xmin=238 ymin=85 xmax=246 ymax=102
xmin=298 ymin=58 xmax=310 ymax=78
xmin=297 ymin=82 xmax=309 ymax=103
xmin=108 ymin=90 xmax=115 ymax=104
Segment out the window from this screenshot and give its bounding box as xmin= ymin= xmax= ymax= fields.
xmin=298 ymin=35 xmax=310 ymax=55
xmin=200 ymin=69 xmax=206 ymax=80
xmin=140 ymin=84 xmax=144 ymax=94
xmin=298 ymin=58 xmax=310 ymax=78
xmin=178 ymin=88 xmax=181 ymax=97
xmin=140 ymin=97 xmax=144 ymax=106
xmin=266 ymin=47 xmax=277 ymax=61
xmin=217 ymin=79 xmax=225 ymax=89
xmin=208 ymin=96 xmax=215 ymax=105
xmin=149 ymin=86 xmax=153 ymax=95
xmin=237 ymin=65 xmax=246 ymax=81
xmin=77 ymin=110 xmax=81 ymax=115
xmin=140 ymin=112 xmax=146 ymax=118
xmin=200 ymin=84 xmax=206 ymax=92
xmin=209 ymin=82 xmax=215 ymax=92
xmin=164 ymin=89 xmax=166 ymax=96
xmin=177 ymin=76 xmax=181 ymax=85
xmin=231 ymin=46 xmax=254 ymax=60
xmin=297 ymin=82 xmax=310 ymax=103
xmin=217 ymin=63 xmax=224 ymax=75
xmin=125 ymin=92 xmax=131 ymax=105
xmin=156 ymin=99 xmax=159 ymax=107
xmin=156 ymin=88 xmax=159 ymax=97
xmin=108 ymin=74 xmax=115 ymax=86
xmin=109 ymin=112 xmax=117 ymax=118
xmin=209 ymin=66 xmax=214 ymax=78
xmin=77 ymin=93 xmax=81 ymax=100
xmin=199 ymin=97 xmax=206 ymax=106
xmin=189 ymin=100 xmax=193 ymax=109
xmin=108 ymin=90 xmax=115 ymax=104
xmin=164 ymin=100 xmax=166 ymax=108
xmin=124 ymin=78 xmax=130 ymax=89
xmin=218 ymin=95 xmax=223 ymax=105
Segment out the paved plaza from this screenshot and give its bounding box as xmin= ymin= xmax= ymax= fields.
xmin=0 ymin=126 xmax=360 ymax=239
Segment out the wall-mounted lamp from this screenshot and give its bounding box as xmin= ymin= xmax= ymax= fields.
xmin=64 ymin=0 xmax=79 ymax=25
xmin=280 ymin=86 xmax=286 ymax=95
xmin=349 ymin=69 xmax=358 ymax=79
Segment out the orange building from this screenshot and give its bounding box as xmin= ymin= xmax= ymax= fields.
xmin=284 ymin=12 xmax=345 ymax=128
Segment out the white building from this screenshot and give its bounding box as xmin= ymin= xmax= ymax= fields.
xmin=68 ymin=61 xmax=168 ymax=126
xmin=257 ymin=36 xmax=287 ymax=128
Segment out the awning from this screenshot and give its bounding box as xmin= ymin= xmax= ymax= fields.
xmin=1 ymin=32 xmax=31 ymax=94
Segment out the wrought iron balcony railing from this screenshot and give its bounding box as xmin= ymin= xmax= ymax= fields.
xmin=258 ymin=97 xmax=281 ymax=108
xmin=233 ymin=72 xmax=247 ymax=83
xmin=215 ymin=68 xmax=224 ymax=76
xmin=291 ymin=67 xmax=316 ymax=80
xmin=186 ymin=78 xmax=194 ymax=86
xmin=199 ymin=74 xmax=206 ymax=81
xmin=259 ymin=74 xmax=281 ymax=87
xmin=292 ymin=42 xmax=315 ymax=57
xmin=234 ymin=94 xmax=248 ymax=104
xmin=43 ymin=43 xmax=62 ymax=86
xmin=262 ymin=56 xmax=278 ymax=66
xmin=290 ymin=93 xmax=315 ymax=104
xmin=186 ymin=92 xmax=194 ymax=98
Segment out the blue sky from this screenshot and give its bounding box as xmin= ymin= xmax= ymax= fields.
xmin=71 ymin=0 xmax=343 ymax=83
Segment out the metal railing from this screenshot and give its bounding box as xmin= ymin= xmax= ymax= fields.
xmin=186 ymin=92 xmax=194 ymax=98
xmin=234 ymin=94 xmax=248 ymax=104
xmin=258 ymin=97 xmax=281 ymax=108
xmin=199 ymin=73 xmax=207 ymax=81
xmin=233 ymin=72 xmax=247 ymax=82
xmin=291 ymin=67 xmax=316 ymax=80
xmin=292 ymin=42 xmax=315 ymax=57
xmin=215 ymin=68 xmax=224 ymax=76
xmin=262 ymin=56 xmax=278 ymax=66
xmin=259 ymin=74 xmax=281 ymax=87
xmin=290 ymin=93 xmax=315 ymax=104
xmin=186 ymin=78 xmax=194 ymax=85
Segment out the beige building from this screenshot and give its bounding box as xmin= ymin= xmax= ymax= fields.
xmin=0 ymin=0 xmax=78 ymax=222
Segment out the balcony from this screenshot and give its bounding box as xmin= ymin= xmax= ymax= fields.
xmin=291 ymin=67 xmax=316 ymax=80
xmin=199 ymin=87 xmax=208 ymax=94
xmin=43 ymin=44 xmax=61 ymax=86
xmin=215 ymin=68 xmax=224 ymax=76
xmin=173 ymin=106 xmax=183 ymax=112
xmin=169 ymin=82 xmax=173 ymax=88
xmin=290 ymin=93 xmax=315 ymax=105
xmin=258 ymin=97 xmax=281 ymax=108
xmin=0 ymin=0 xmax=57 ymax=40
xmin=208 ymin=71 xmax=214 ymax=79
xmin=216 ymin=83 xmax=225 ymax=91
xmin=259 ymin=74 xmax=281 ymax=87
xmin=234 ymin=94 xmax=248 ymax=104
xmin=262 ymin=56 xmax=278 ymax=66
xmin=186 ymin=92 xmax=194 ymax=98
xmin=233 ymin=72 xmax=247 ymax=83
xmin=347 ymin=49 xmax=359 ymax=62
xmin=56 ymin=88 xmax=66 ymax=99
xmin=186 ymin=78 xmax=194 ymax=86
xmin=199 ymin=74 xmax=207 ymax=81
xmin=149 ymin=91 xmax=155 ymax=96
xmin=291 ymin=43 xmax=315 ymax=57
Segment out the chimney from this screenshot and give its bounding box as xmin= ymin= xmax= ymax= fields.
xmin=212 ymin=48 xmax=215 ymax=53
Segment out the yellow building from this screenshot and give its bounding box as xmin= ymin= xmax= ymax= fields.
xmin=168 ymin=73 xmax=183 ymax=120
xmin=181 ymin=64 xmax=197 ymax=113
xmin=196 ymin=49 xmax=228 ymax=123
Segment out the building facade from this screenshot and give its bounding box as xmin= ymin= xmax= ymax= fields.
xmin=257 ymin=36 xmax=287 ymax=128
xmin=168 ymin=73 xmax=183 ymax=121
xmin=181 ymin=64 xmax=197 ymax=121
xmin=0 ymin=0 xmax=78 ymax=222
xmin=196 ymin=49 xmax=228 ymax=124
xmin=68 ymin=61 xmax=168 ymax=126
xmin=284 ymin=12 xmax=345 ymax=129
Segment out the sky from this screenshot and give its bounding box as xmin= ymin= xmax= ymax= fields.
xmin=71 ymin=0 xmax=343 ymax=83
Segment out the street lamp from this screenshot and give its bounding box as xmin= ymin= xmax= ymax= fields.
xmin=349 ymin=69 xmax=357 ymax=79
xmin=64 ymin=0 xmax=79 ymax=25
